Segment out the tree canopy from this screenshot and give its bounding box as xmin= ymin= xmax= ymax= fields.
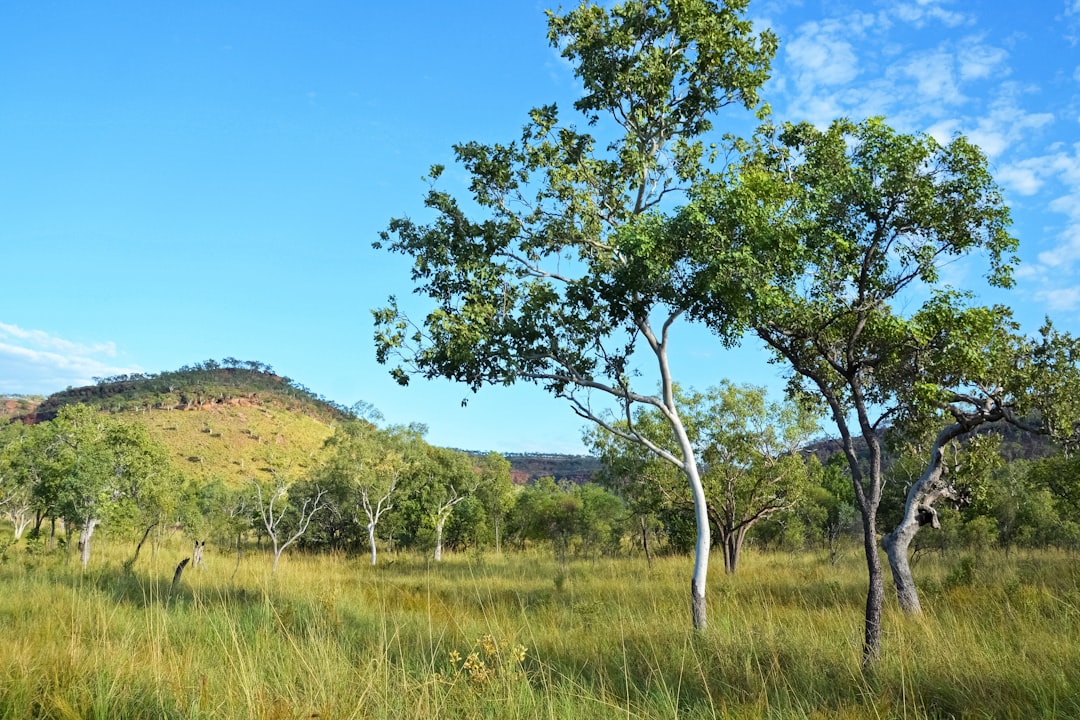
xmin=373 ymin=0 xmax=777 ymax=631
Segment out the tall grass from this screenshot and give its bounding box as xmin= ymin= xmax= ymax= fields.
xmin=0 ymin=537 xmax=1077 ymax=718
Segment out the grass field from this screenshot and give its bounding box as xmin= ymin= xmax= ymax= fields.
xmin=0 ymin=538 xmax=1077 ymax=719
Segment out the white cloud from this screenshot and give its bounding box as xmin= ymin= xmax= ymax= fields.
xmin=925 ymin=118 xmax=962 ymax=144
xmin=965 ymin=92 xmax=1055 ymax=158
xmin=0 ymin=322 xmax=117 ymax=357
xmin=0 ymin=323 xmax=136 ymax=395
xmin=899 ymin=50 xmax=964 ymax=106
xmin=1035 ymin=285 xmax=1080 ymax=311
xmin=779 ymin=13 xmax=891 ymax=124
xmin=1036 ymin=231 xmax=1080 ymax=269
xmin=890 ymin=0 xmax=970 ymax=28
xmin=1011 ymin=146 xmax=1080 ymax=290
xmin=958 ymin=43 xmax=1008 ymax=81
xmin=997 ymin=159 xmax=1046 ymax=196
xmin=785 ymin=21 xmax=861 ymax=89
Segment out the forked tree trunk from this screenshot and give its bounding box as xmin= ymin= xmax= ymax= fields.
xmin=9 ymin=511 xmax=32 ymax=540
xmin=720 ymin=528 xmax=749 ymax=574
xmin=884 ymin=421 xmax=975 ymax=614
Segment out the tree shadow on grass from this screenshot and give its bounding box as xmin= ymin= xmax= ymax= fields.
xmin=54 ymin=561 xmax=268 ymax=611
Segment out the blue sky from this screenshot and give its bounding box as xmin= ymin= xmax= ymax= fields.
xmin=3 ymin=0 xmax=1079 ymax=454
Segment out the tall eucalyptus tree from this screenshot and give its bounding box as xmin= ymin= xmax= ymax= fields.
xmin=687 ymin=118 xmax=1017 ymax=663
xmin=373 ymin=0 xmax=776 ymax=629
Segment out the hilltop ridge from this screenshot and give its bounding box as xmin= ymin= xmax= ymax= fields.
xmin=5 ymin=361 xmax=602 ymax=486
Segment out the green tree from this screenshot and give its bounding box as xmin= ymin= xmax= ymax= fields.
xmin=372 ymin=0 xmax=775 ymax=631
xmin=876 ymin=310 xmax=1080 ymax=615
xmin=574 ymin=482 xmax=626 ymax=557
xmin=250 ymin=463 xmax=327 ymax=575
xmin=472 ymin=452 xmax=515 ymax=553
xmin=510 ymin=477 xmax=582 ymax=567
xmin=321 ymin=420 xmax=413 ymax=565
xmin=0 ymin=422 xmax=43 ymax=540
xmin=26 ymin=405 xmax=173 ymax=569
xmin=104 ymin=420 xmax=184 ymax=570
xmin=409 ymin=444 xmax=476 ymax=561
xmin=690 ymin=118 xmax=1016 ymax=663
xmin=588 ymin=422 xmax=685 ymax=562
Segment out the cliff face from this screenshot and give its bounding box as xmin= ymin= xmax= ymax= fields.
xmin=503 ymin=453 xmax=602 ymax=486
xmin=1 ymin=396 xmax=42 ymax=422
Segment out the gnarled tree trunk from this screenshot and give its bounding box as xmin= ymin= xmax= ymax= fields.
xmin=883 ymin=421 xmax=972 ymax=614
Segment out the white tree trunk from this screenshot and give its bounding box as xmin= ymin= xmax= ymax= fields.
xmin=687 ymin=461 xmax=710 ymax=631
xmin=79 ymin=518 xmax=100 ymax=570
xmin=8 ymin=510 xmax=32 ymax=540
xmin=367 ymin=522 xmax=378 ymax=566
xmin=434 ymin=518 xmax=446 ymax=562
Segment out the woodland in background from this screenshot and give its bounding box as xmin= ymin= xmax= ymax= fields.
xmin=2 ymin=364 xmax=1077 ymax=577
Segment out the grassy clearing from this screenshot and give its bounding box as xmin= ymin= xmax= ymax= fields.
xmin=0 ymin=540 xmax=1077 ymax=719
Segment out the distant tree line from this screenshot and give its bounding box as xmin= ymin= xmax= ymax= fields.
xmin=3 ymin=395 xmax=1078 ymax=581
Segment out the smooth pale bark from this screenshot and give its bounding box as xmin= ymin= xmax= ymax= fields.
xmin=254 ymin=481 xmax=326 ymax=575
xmin=883 ymin=422 xmax=971 ymax=614
xmin=359 ymin=480 xmax=396 ymax=567
xmin=432 ymin=490 xmax=466 ymax=562
xmin=367 ymin=523 xmax=378 ymax=566
xmin=7 ymin=509 xmax=32 ymax=539
xmin=433 ymin=522 xmax=445 ymax=562
xmin=685 ymin=458 xmax=710 ymax=631
xmin=78 ymin=518 xmax=100 ymax=570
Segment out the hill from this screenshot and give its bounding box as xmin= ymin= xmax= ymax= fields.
xmin=9 ymin=360 xmax=604 ymax=488
xmin=501 ymin=452 xmax=602 ymax=485
xmin=27 ymin=359 xmax=351 ymax=424
xmin=10 ymin=360 xmax=345 ymax=487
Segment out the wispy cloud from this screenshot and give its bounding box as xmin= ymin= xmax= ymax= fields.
xmin=888 ymin=0 xmax=970 ymax=29
xmin=768 ymin=1 xmax=1079 ymax=312
xmin=0 ymin=323 xmax=137 ymax=395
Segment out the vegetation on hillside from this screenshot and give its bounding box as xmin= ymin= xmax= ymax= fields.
xmin=28 ymin=358 xmax=352 ymax=424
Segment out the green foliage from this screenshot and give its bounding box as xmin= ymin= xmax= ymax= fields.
xmin=32 ymin=358 xmax=354 ymax=424
xmin=588 ymin=382 xmax=822 ymax=571
xmin=373 ymin=0 xmax=779 ymax=630
xmin=508 ymin=477 xmax=626 ymax=563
